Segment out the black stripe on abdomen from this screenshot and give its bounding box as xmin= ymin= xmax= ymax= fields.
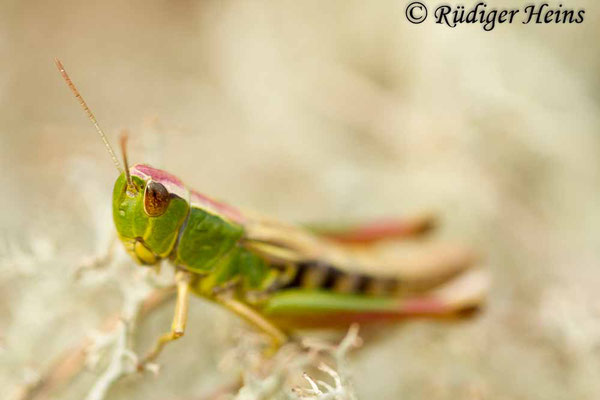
xmin=280 ymin=261 xmax=398 ymax=296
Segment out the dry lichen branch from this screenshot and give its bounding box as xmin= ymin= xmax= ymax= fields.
xmin=297 ymin=364 xmax=350 ymax=400
xmin=292 ymin=325 xmax=361 ymax=400
xmin=85 ymin=321 xmax=137 ymax=400
xmin=220 ymin=331 xmax=312 ymax=400
xmin=223 ymin=324 xmax=361 ymax=400
xmin=12 ymin=263 xmax=175 ymax=400
xmin=83 ymin=270 xmax=173 ymax=400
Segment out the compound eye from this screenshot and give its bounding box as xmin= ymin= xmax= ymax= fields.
xmin=144 ymin=181 xmax=170 ymax=217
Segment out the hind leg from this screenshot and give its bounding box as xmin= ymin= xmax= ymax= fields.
xmin=308 ymin=214 xmax=436 ymax=244
xmin=260 ymin=269 xmax=489 ymax=328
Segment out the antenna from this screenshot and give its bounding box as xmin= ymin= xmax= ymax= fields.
xmin=55 ymin=58 xmax=123 ymax=174
xmin=119 ymin=131 xmax=135 ymax=190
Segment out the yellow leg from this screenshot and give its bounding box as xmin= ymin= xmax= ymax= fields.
xmin=139 ymin=270 xmax=191 ymax=367
xmin=215 ymin=295 xmax=288 ymax=349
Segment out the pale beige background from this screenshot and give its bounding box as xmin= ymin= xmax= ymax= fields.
xmin=1 ymin=1 xmax=599 ymax=399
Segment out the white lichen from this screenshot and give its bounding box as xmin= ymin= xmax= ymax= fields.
xmin=226 ymin=324 xmax=361 ymax=400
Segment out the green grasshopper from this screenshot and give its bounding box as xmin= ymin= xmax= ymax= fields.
xmin=56 ymin=59 xmax=488 ymax=366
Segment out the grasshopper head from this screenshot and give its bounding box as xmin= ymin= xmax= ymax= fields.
xmin=54 ymin=60 xmax=191 ymax=266
xmin=112 ymin=164 xmax=190 ymax=265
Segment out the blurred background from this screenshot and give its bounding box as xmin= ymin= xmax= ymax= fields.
xmin=1 ymin=0 xmax=599 ymax=399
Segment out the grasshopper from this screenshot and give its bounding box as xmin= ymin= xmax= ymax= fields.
xmin=56 ymin=59 xmax=488 ymax=366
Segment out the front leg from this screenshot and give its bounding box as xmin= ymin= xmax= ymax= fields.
xmin=139 ymin=269 xmax=191 ymax=367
